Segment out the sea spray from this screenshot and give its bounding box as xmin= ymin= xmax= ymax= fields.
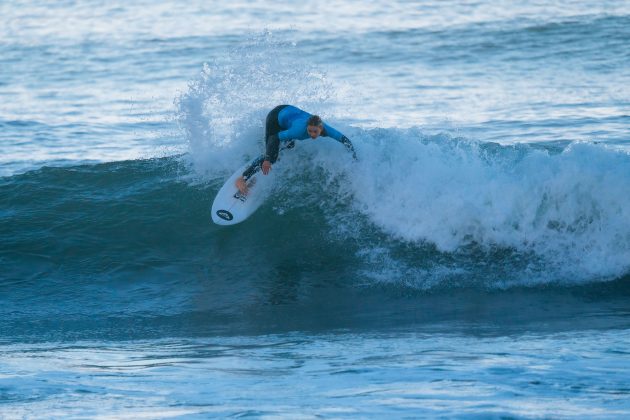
xmin=175 ymin=31 xmax=342 ymax=178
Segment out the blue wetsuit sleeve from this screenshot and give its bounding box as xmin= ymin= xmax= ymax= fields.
xmin=322 ymin=123 xmax=344 ymax=142
xmin=323 ymin=123 xmax=357 ymax=160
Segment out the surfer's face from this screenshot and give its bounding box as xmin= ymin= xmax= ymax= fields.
xmin=307 ymin=125 xmax=323 ymax=139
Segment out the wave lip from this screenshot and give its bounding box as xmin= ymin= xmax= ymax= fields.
xmin=342 ymin=132 xmax=630 ymax=284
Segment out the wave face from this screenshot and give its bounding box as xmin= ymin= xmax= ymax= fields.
xmin=3 ymin=136 xmax=629 ymax=298
xmin=2 ymin=140 xmax=630 ymax=344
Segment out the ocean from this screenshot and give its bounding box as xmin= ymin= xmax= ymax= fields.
xmin=2 ymin=0 xmax=630 ymax=418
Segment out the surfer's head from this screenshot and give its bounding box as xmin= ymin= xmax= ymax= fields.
xmin=307 ymin=115 xmax=323 ymax=139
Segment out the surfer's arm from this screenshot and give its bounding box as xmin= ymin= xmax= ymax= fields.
xmin=323 ymin=123 xmax=357 ymax=160
xmin=265 ymin=134 xmax=280 ymax=164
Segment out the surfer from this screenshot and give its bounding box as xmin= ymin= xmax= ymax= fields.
xmin=235 ymin=105 xmax=356 ymax=194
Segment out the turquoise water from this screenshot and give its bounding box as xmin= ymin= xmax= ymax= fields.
xmin=2 ymin=0 xmax=630 ymax=418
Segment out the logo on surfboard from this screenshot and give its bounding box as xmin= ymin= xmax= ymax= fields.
xmin=216 ymin=209 xmax=233 ymax=221
xmin=233 ymin=191 xmax=247 ymax=202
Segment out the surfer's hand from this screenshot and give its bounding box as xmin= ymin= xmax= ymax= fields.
xmin=235 ymin=176 xmax=248 ymax=195
xmin=261 ymin=160 xmax=272 ymax=175
xmin=340 ymin=135 xmax=357 ymax=160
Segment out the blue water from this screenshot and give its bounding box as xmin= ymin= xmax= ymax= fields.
xmin=2 ymin=0 xmax=630 ymax=418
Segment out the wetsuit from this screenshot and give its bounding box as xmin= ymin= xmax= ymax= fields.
xmin=242 ymin=105 xmax=356 ymax=179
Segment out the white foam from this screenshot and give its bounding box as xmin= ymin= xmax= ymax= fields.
xmin=344 ymin=130 xmax=630 ymax=283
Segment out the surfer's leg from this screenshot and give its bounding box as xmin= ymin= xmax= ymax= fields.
xmin=265 ymin=105 xmax=288 ymax=140
xmin=263 ymin=105 xmax=289 ymax=164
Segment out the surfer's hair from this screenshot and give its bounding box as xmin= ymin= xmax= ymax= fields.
xmin=307 ymin=115 xmax=323 ymax=127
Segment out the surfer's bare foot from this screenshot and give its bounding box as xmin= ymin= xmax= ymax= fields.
xmin=235 ymin=177 xmax=248 ymax=195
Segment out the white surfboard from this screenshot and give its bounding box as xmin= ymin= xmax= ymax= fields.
xmin=211 ymin=158 xmax=276 ymax=225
